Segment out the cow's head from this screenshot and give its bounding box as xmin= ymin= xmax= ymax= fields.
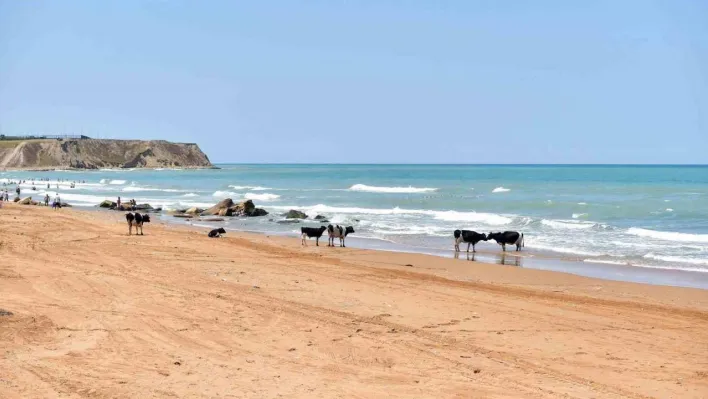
xmin=319 ymin=225 xmax=328 ymax=233
xmin=217 ymin=227 xmax=226 ymax=234
xmin=142 ymin=214 xmax=151 ymax=223
xmin=344 ymin=226 xmax=355 ymax=236
xmin=487 ymin=232 xmax=500 ymax=241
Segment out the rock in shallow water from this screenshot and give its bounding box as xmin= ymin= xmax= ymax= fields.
xmin=284 ymin=210 xmax=307 ymax=219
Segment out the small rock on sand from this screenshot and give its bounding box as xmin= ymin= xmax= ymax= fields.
xmin=0 ymin=309 xmax=13 ymax=317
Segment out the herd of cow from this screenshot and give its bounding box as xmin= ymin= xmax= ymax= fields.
xmin=125 ymin=212 xmax=524 ymax=254
xmin=302 ymin=225 xmax=525 ymax=253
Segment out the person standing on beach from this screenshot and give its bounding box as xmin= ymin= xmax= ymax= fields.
xmin=117 ymin=196 xmax=121 ymax=210
xmin=44 ymin=194 xmax=50 ymax=206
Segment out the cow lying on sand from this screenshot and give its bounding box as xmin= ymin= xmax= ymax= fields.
xmin=208 ymin=227 xmax=226 ymax=238
xmin=126 ymin=213 xmax=151 ymax=236
xmin=453 ymin=230 xmax=487 ymax=253
xmin=328 ymin=225 xmax=355 ymax=247
xmin=301 ymin=226 xmax=327 ymax=246
xmin=487 ymin=231 xmax=524 ymax=252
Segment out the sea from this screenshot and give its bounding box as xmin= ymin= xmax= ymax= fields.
xmin=3 ymin=164 xmax=707 ymax=288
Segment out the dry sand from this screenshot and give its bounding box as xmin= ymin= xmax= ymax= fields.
xmin=1 ymin=205 xmax=707 ymax=398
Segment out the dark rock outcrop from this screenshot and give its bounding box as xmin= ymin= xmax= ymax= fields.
xmin=284 ymin=210 xmax=308 ymax=219
xmin=99 ymin=200 xmax=116 ymax=208
xmin=202 ymin=199 xmax=268 ymax=217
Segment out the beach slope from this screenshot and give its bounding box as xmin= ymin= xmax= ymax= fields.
xmin=1 ymin=206 xmax=706 ymax=398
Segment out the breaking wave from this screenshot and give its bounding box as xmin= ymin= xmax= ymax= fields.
xmin=349 ymin=184 xmax=437 ymax=193
xmin=627 ymin=228 xmax=708 ymax=243
xmin=492 ymin=187 xmax=510 ymax=193
xmin=228 ymin=185 xmax=271 ymax=191
xmin=244 ymin=192 xmax=280 ymax=201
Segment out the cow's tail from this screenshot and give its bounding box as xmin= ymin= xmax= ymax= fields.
xmin=521 ymin=233 xmax=525 ymax=248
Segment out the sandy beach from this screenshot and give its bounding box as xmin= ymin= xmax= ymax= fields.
xmin=1 ymin=205 xmax=707 ymax=398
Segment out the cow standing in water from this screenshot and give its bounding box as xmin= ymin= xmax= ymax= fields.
xmin=487 ymin=231 xmax=524 ymax=252
xmin=453 ymin=230 xmax=487 ymax=253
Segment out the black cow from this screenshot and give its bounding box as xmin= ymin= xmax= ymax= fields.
xmin=126 ymin=213 xmax=151 ymax=236
xmin=453 ymin=230 xmax=487 ymax=253
xmin=208 ymin=227 xmax=226 ymax=238
xmin=301 ymin=226 xmax=327 ymax=246
xmin=327 ymin=225 xmax=355 ymax=247
xmin=487 ymin=231 xmax=524 ymax=252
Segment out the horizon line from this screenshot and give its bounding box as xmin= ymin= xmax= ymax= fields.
xmin=210 ymin=162 xmax=708 ymax=167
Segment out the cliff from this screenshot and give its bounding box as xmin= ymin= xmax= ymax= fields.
xmin=0 ymin=139 xmax=213 ymax=169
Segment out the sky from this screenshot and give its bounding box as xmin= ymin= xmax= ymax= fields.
xmin=0 ymin=1 xmax=706 ymax=164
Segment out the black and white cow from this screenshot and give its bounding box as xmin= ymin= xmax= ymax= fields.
xmin=327 ymin=225 xmax=355 ymax=247
xmin=126 ymin=212 xmax=151 ymax=236
xmin=208 ymin=227 xmax=226 ymax=238
xmin=301 ymin=226 xmax=328 ymax=246
xmin=487 ymin=231 xmax=524 ymax=252
xmin=453 ymin=230 xmax=487 ymax=253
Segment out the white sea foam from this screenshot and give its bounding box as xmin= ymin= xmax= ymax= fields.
xmin=665 ymin=208 xmax=674 ymax=212
xmin=122 ymin=186 xmax=187 ymax=193
xmin=109 ymin=179 xmax=126 ymax=185
xmin=228 ymin=185 xmax=271 ymax=191
xmin=268 ymin=204 xmax=513 ymax=225
xmin=529 ymin=243 xmax=604 ymax=257
xmin=348 ymin=184 xmax=437 ymax=194
xmin=244 ymin=192 xmax=280 ymax=201
xmin=541 ymin=219 xmax=596 ymax=230
xmin=583 ymin=259 xmax=629 ymax=266
xmin=432 ymin=210 xmax=512 ymax=225
xmin=627 ymin=228 xmax=708 ymax=243
xmin=183 ymin=193 xmax=199 ymax=197
xmin=577 ymin=202 xmax=587 ymax=205
xmin=572 ymin=213 xmax=588 ymax=219
xmin=492 ymin=187 xmax=510 ymax=193
xmin=213 ymin=190 xmax=240 ymax=198
xmin=643 ymin=253 xmax=708 ymax=266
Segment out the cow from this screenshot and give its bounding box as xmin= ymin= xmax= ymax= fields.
xmin=327 ymin=225 xmax=355 ymax=247
xmin=487 ymin=231 xmax=524 ymax=252
xmin=453 ymin=230 xmax=487 ymax=253
xmin=301 ymin=226 xmax=327 ymax=246
xmin=208 ymin=227 xmax=226 ymax=238
xmin=126 ymin=213 xmax=151 ymax=236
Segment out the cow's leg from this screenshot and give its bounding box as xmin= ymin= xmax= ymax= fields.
xmin=466 ymin=242 xmax=471 ymax=253
xmin=316 ymin=236 xmax=319 ymax=246
xmin=301 ymin=234 xmax=306 ymax=246
xmin=341 ymin=237 xmax=345 ymax=247
xmin=472 ymin=243 xmax=476 ymax=253
xmin=128 ymin=223 xmax=132 ymax=236
xmin=502 ymin=243 xmax=506 ymax=252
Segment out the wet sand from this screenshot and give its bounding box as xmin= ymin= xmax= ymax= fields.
xmin=1 ymin=205 xmax=707 ymax=398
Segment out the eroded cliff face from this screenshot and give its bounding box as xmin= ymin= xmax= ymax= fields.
xmin=0 ymin=139 xmax=213 ymax=169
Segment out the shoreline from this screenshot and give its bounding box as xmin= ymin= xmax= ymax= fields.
xmin=176 ymin=214 xmax=708 ymax=290
xmin=1 ymin=204 xmax=707 ymax=397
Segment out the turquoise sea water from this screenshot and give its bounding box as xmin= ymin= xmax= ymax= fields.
xmin=3 ymin=164 xmax=707 ymax=277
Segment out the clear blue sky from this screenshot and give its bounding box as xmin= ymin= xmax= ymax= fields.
xmin=0 ymin=1 xmax=706 ymax=164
